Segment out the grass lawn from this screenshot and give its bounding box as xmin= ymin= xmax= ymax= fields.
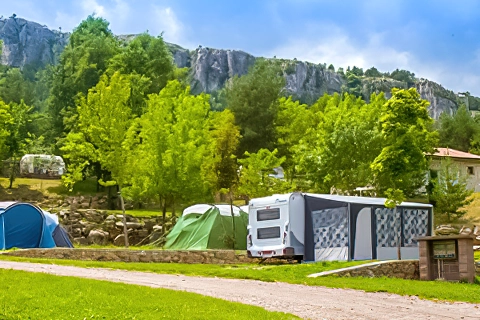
xmin=0 ymin=177 xmax=100 ymax=197
xmin=0 ymin=256 xmax=479 ymax=304
xmin=462 ymin=192 xmax=480 ymax=223
xmin=106 ymin=208 xmax=171 ymax=218
xmin=0 ymin=269 xmax=296 ymax=319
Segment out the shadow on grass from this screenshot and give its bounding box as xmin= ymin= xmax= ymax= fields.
xmin=0 ymin=184 xmax=45 ymax=201
xmin=47 ymin=178 xmax=104 ymax=196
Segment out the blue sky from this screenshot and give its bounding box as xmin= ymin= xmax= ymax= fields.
xmin=3 ymin=0 xmax=480 ymax=95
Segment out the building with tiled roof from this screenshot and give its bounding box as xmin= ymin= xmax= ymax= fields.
xmin=429 ymin=147 xmax=480 ymax=191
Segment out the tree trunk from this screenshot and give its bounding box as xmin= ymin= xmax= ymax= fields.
xmin=229 ymin=191 xmax=236 ymax=250
xmin=119 ymin=186 xmax=129 ymax=248
xmin=8 ymin=156 xmax=16 ymax=189
xmin=395 ymin=207 xmax=401 ymax=260
xmin=161 ymin=195 xmax=166 ymax=233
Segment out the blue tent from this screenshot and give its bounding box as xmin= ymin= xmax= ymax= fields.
xmin=0 ymin=202 xmax=73 ymax=250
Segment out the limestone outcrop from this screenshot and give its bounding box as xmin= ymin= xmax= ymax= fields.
xmin=0 ymin=16 xmax=68 ymax=68
xmin=0 ymin=16 xmax=468 ymax=119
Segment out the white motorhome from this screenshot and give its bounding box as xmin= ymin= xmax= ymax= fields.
xmin=247 ymin=193 xmax=305 ymax=260
xmin=247 ymin=193 xmax=433 ymax=262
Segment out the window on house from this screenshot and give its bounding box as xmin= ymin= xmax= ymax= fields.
xmin=467 ymin=166 xmax=474 ymax=175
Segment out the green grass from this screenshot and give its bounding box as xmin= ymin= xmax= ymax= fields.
xmin=0 ymin=177 xmax=101 ymax=197
xmin=1 ymin=256 xmax=479 ymax=303
xmin=106 ymin=208 xmax=171 ymax=217
xmin=475 ymin=251 xmax=480 ymax=261
xmin=0 ymin=269 xmax=296 ymax=319
xmin=0 ymin=256 xmax=365 ymax=281
xmin=47 ymin=177 xmax=102 ymax=195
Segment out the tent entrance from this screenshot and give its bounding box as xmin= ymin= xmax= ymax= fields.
xmin=353 ymin=207 xmax=372 ymax=260
xmin=312 ymin=207 xmax=349 ymax=261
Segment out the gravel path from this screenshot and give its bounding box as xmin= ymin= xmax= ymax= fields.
xmin=1 ymin=261 xmax=479 ymax=319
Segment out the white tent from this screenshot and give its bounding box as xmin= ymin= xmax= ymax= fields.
xmin=182 ymin=204 xmax=244 ymax=217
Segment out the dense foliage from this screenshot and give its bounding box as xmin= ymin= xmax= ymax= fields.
xmin=0 ymin=15 xmax=475 ymax=217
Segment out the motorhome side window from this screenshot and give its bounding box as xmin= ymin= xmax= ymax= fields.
xmin=257 ymin=208 xmax=280 ymax=221
xmin=257 ymin=227 xmax=281 ymax=239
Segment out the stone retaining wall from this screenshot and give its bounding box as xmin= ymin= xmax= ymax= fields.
xmin=331 ymin=261 xmax=420 ymax=280
xmin=3 ymin=248 xmax=255 ymax=264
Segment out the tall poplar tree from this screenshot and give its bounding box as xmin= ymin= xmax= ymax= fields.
xmin=372 ymin=88 xmax=438 ymax=198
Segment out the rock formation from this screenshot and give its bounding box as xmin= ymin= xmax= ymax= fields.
xmin=0 ymin=16 xmax=467 ymax=119
xmin=189 ymin=47 xmax=256 ymax=94
xmin=0 ymin=16 xmax=68 ymax=68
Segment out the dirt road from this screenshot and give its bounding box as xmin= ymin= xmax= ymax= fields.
xmin=1 ymin=261 xmax=479 ymax=319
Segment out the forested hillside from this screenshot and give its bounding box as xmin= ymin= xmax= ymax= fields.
xmin=0 ymin=15 xmax=479 ymax=216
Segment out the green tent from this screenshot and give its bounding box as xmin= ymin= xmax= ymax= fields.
xmin=164 ymin=204 xmax=249 ymax=250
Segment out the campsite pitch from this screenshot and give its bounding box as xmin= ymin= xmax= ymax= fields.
xmin=0 ymin=260 xmax=478 ymax=320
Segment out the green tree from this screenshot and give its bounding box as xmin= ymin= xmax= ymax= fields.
xmin=237 ymin=148 xmax=289 ymax=200
xmin=109 ymin=33 xmax=174 ymax=94
xmin=389 ymin=69 xmax=416 ymax=86
xmin=62 ymin=72 xmax=133 ymax=246
xmin=226 ymin=58 xmax=285 ymax=155
xmin=295 ymin=93 xmax=385 ymax=193
xmin=48 ymin=15 xmax=119 ymax=141
xmin=431 ymin=158 xmax=473 ymax=223
xmin=371 ymin=88 xmax=438 ymax=197
xmin=126 ymin=80 xmax=211 ymax=227
xmin=0 ymin=68 xmax=35 ymax=106
xmin=437 ymin=105 xmax=480 ymax=152
xmin=343 ymin=70 xmax=363 ymax=97
xmin=0 ymin=100 xmax=12 ymax=158
xmin=275 ymin=96 xmax=313 ymax=181
xmin=365 ymin=67 xmax=382 ymax=78
xmin=108 ymin=33 xmax=175 ymax=116
xmin=350 ymin=66 xmax=364 ymax=77
xmin=204 ymin=109 xmax=241 ymax=200
xmin=3 ymin=101 xmax=37 ymax=188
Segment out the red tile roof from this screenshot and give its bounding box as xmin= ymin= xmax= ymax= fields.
xmin=433 ymin=148 xmax=480 ymax=159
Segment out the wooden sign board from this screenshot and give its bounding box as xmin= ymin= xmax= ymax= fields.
xmin=433 ymin=240 xmax=456 ymax=259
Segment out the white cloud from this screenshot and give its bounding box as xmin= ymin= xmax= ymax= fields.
xmin=265 ymin=24 xmax=480 ymax=96
xmin=151 ymin=6 xmax=183 ymax=43
xmin=54 ymin=0 xmax=130 ymax=33
xmin=80 ymin=0 xmax=106 ymax=17
xmin=267 ymin=25 xmax=412 ymax=73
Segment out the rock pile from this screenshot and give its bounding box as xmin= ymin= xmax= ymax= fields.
xmin=56 ymin=208 xmax=169 ymax=246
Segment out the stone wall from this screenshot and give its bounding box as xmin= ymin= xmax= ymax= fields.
xmin=3 ymin=248 xmax=254 ymax=264
xmin=320 ymin=261 xmax=420 ymax=280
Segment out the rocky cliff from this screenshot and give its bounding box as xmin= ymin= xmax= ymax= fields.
xmin=189 ymin=47 xmax=256 ymax=94
xmin=0 ymin=16 xmax=463 ymax=119
xmin=415 ymin=79 xmax=458 ymax=118
xmin=282 ymin=60 xmax=344 ymax=104
xmin=360 ymin=77 xmax=458 ymax=118
xmin=0 ymin=16 xmax=68 ymax=68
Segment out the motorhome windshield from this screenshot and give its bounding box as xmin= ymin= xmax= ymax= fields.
xmin=257 ymin=208 xmax=280 ymax=221
xmin=257 ymin=226 xmax=281 ymax=239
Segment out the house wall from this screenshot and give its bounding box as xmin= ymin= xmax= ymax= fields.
xmin=430 ymin=159 xmax=480 ymax=192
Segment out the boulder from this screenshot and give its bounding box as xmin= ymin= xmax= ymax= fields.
xmin=114 ymin=234 xmax=127 ymax=246
xmin=435 ymin=225 xmax=458 ymax=236
xmin=73 ymin=237 xmax=88 ymax=245
xmin=87 ymin=229 xmax=109 ymax=245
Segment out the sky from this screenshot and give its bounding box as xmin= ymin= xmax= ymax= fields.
xmin=3 ymin=0 xmax=480 ymax=95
